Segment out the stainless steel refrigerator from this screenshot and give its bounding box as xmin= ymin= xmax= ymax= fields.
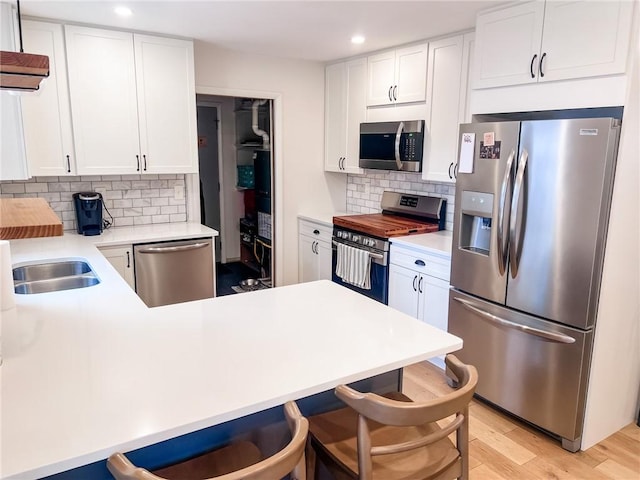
xmin=448 ymin=117 xmax=621 ymax=452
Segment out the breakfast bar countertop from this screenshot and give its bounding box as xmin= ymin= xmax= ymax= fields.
xmin=1 ymin=226 xmax=462 ymax=480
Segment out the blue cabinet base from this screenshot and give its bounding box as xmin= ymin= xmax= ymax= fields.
xmin=42 ymin=369 xmax=402 ymax=479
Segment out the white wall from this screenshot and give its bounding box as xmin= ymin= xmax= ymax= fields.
xmin=193 ymin=42 xmax=346 ymax=286
xmin=582 ymin=9 xmax=640 ymax=449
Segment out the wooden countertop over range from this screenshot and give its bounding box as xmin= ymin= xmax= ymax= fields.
xmin=0 ymin=198 xmax=63 ymax=240
xmin=333 ymin=213 xmax=440 ymax=238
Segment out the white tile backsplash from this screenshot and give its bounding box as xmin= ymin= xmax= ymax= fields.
xmin=0 ymin=175 xmax=187 ymax=232
xmin=347 ymin=170 xmax=456 ymax=231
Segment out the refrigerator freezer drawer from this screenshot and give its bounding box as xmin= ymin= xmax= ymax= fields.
xmin=448 ymin=289 xmax=593 ymax=444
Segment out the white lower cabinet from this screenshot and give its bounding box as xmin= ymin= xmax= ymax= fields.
xmin=99 ymin=245 xmax=135 ymax=289
xmin=298 ymin=219 xmax=332 ymax=283
xmin=388 ymin=243 xmax=451 ymax=370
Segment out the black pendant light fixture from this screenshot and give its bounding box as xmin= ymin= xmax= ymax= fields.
xmin=0 ymin=0 xmax=49 ymax=91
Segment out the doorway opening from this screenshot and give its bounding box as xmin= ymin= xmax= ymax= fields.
xmin=196 ymin=94 xmax=274 ymax=296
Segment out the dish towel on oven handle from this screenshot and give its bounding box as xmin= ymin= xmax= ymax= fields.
xmin=335 ymin=242 xmax=372 ymax=290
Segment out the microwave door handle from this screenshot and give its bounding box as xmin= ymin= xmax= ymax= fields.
xmin=497 ymin=149 xmax=516 ymax=275
xmin=394 ymin=121 xmax=405 ymax=170
xmin=509 ymin=149 xmax=529 ymax=278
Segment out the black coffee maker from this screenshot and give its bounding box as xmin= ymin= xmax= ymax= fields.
xmin=73 ymin=192 xmax=103 ymax=236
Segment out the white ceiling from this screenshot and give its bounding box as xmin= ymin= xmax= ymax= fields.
xmin=19 ymin=0 xmax=506 ymax=62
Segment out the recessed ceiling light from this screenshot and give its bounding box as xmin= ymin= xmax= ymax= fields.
xmin=114 ymin=6 xmax=132 ymax=16
xmin=351 ymin=35 xmax=365 ymax=45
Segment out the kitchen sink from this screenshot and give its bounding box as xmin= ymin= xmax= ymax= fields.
xmin=13 ymin=260 xmax=100 ymax=294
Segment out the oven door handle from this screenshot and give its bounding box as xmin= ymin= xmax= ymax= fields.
xmin=394 ymin=121 xmax=405 ymax=171
xmin=332 ymin=240 xmax=383 ymax=260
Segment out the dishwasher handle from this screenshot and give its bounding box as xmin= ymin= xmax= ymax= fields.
xmin=137 ymin=242 xmax=210 ymax=254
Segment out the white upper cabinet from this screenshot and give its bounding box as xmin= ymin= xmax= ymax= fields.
xmin=474 ymin=1 xmax=544 ymax=88
xmin=422 ymin=35 xmax=464 ymax=184
xmin=473 ymin=0 xmax=633 ymax=89
xmin=324 ymin=58 xmax=365 ymax=173
xmin=0 ymin=3 xmax=28 ymax=181
xmin=366 ymin=43 xmax=428 ymax=106
xmin=65 ymin=26 xmax=141 ymax=175
xmin=134 ymin=34 xmax=197 ymax=174
xmin=367 ymin=51 xmax=396 ymax=106
xmin=21 ymin=21 xmax=76 ymax=176
xmin=422 ymin=32 xmax=474 ymax=184
xmin=539 ymin=1 xmax=633 ymax=82
xmin=65 ymin=26 xmax=197 ymax=175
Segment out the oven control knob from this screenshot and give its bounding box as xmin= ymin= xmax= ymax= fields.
xmin=338 ymin=231 xmax=345 ymax=239
xmin=352 ymin=235 xmax=360 ymax=243
xmin=366 ymin=239 xmax=375 ymax=247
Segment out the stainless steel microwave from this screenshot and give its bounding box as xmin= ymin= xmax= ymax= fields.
xmin=359 ymin=120 xmax=425 ymax=172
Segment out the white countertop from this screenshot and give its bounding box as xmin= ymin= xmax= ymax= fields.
xmin=1 ymin=225 xmax=461 ymax=480
xmin=298 ymin=211 xmax=348 ymax=228
xmin=390 ymin=230 xmax=453 ymax=257
xmin=10 ymin=223 xmax=218 ymax=263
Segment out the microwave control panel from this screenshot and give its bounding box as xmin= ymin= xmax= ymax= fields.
xmin=404 ymin=133 xmax=417 ymax=160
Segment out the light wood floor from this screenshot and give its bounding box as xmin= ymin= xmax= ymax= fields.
xmin=403 ymin=361 xmax=640 ymax=480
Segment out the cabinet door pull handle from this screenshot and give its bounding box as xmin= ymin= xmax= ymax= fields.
xmin=341 ymin=157 xmax=345 ymax=170
xmin=388 ymin=86 xmax=393 ymax=102
xmin=66 ymin=155 xmax=71 ymax=173
xmin=530 ymin=54 xmax=538 ymax=78
xmin=126 ymin=251 xmax=130 ymax=268
xmin=418 ymin=276 xmax=423 ymax=293
xmin=313 ymin=229 xmax=320 ymax=235
xmin=143 ymin=154 xmax=147 ymax=171
xmin=412 ymin=275 xmax=418 ymax=292
xmin=393 ymin=85 xmax=397 ymax=101
xmin=136 ymin=155 xmax=140 ymax=172
xmin=448 ymin=162 xmax=453 ymax=179
xmin=539 ymin=52 xmax=546 ymax=78
xmin=454 ymin=163 xmax=459 ymax=178
xmin=415 ymin=259 xmax=426 ymax=267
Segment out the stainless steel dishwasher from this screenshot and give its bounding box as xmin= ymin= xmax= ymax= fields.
xmin=134 ymin=238 xmax=214 ymax=307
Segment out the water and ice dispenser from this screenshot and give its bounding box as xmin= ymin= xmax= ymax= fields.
xmin=458 ymin=191 xmax=493 ymax=255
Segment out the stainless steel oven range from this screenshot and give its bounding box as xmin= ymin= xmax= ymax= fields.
xmin=332 ymin=191 xmax=446 ymax=304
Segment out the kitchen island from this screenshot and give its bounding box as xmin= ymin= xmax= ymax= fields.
xmin=1 ymin=227 xmax=462 ymax=480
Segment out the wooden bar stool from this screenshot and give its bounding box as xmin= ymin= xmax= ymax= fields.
xmin=107 ymin=401 xmax=308 ymax=480
xmin=306 ymin=355 xmax=478 ymax=480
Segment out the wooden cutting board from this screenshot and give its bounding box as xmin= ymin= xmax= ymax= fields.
xmin=0 ymin=198 xmax=63 ymax=240
xmin=333 ymin=214 xmax=440 ymax=237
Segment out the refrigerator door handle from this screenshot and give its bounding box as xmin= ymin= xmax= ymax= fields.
xmin=509 ymin=149 xmax=529 ymax=278
xmin=497 ymin=148 xmax=516 ymax=275
xmin=453 ymin=297 xmax=576 ymax=344
xmin=394 ymin=121 xmax=405 ymax=170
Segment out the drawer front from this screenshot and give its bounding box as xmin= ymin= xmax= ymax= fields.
xmin=390 ymin=246 xmax=450 ymax=282
xmin=299 ymin=219 xmax=332 ymax=242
